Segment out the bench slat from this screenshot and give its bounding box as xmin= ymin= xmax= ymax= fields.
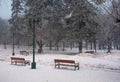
xmin=11 ymin=57 xmax=25 ymax=61
xmin=55 ymin=59 xmax=75 ymax=63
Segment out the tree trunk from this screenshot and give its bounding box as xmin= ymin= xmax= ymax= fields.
xmin=78 ymin=41 xmax=82 ymax=53
xmin=49 ymin=41 xmax=52 ymax=50
xmin=107 ymin=37 xmax=112 ymax=53
xmin=55 ymin=43 xmax=59 ymax=51
xmin=93 ymin=40 xmax=97 ymax=52
xmin=85 ymin=41 xmax=88 ymax=50
xmin=62 ymin=41 xmax=65 ymax=51
xmin=17 ymin=41 xmax=20 ymax=49
xmin=4 ymin=42 xmax=7 ymax=49
xmin=56 ymin=43 xmax=59 ymax=51
xmin=90 ymin=42 xmax=93 ymax=50
xmin=108 ymin=44 xmax=111 ymax=53
xmin=70 ymin=42 xmax=73 ymax=50
xmin=116 ymin=44 xmax=120 ymax=50
xmin=119 ymin=44 xmax=120 ymax=50
xmin=36 ymin=40 xmax=43 ymax=53
xmin=116 ymin=44 xmax=118 ymax=50
xmin=28 ymin=39 xmax=30 ymax=48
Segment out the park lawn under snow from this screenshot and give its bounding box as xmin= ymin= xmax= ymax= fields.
xmin=0 ymin=45 xmax=120 ymax=82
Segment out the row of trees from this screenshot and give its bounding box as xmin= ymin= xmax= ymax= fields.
xmin=97 ymin=0 xmax=120 ymax=52
xmin=0 ymin=18 xmax=11 ymax=49
xmin=7 ymin=0 xmax=120 ymax=53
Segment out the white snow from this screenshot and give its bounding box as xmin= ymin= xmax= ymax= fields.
xmin=0 ymin=45 xmax=120 ymax=82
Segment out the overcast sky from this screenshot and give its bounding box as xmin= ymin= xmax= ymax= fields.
xmin=0 ymin=0 xmax=12 ymax=19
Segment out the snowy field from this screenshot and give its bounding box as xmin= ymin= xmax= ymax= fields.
xmin=0 ymin=45 xmax=120 ymax=82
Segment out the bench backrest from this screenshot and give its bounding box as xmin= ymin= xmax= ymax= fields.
xmin=54 ymin=59 xmax=75 ymax=64
xmin=11 ymin=57 xmax=25 ymax=61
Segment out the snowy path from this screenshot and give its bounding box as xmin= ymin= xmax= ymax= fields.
xmin=0 ymin=46 xmax=120 ymax=82
xmin=0 ymin=61 xmax=120 ymax=82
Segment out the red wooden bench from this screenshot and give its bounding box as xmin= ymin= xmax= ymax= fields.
xmin=20 ymin=51 xmax=29 ymax=55
xmin=11 ymin=57 xmax=30 ymax=65
xmin=54 ymin=59 xmax=79 ymax=70
xmin=85 ymin=50 xmax=94 ymax=54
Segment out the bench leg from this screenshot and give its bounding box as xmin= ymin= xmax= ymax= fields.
xmin=28 ymin=62 xmax=30 ymax=65
xmin=11 ymin=61 xmax=13 ymax=65
xmin=58 ymin=64 xmax=60 ymax=68
xmin=15 ymin=61 xmax=17 ymax=65
xmin=25 ymin=61 xmax=30 ymax=65
xmin=74 ymin=67 xmax=76 ymax=71
xmin=55 ymin=64 xmax=60 ymax=69
xmin=26 ymin=62 xmax=30 ymax=65
xmin=55 ymin=64 xmax=57 ymax=68
xmin=76 ymin=66 xmax=79 ymax=70
xmin=74 ymin=65 xmax=79 ymax=70
xmin=78 ymin=66 xmax=79 ymax=70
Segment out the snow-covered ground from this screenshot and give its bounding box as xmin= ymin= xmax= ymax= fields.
xmin=0 ymin=45 xmax=120 ymax=82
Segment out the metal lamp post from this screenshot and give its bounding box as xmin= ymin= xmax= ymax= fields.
xmin=31 ymin=19 xmax=36 ymax=69
xmin=28 ymin=13 xmax=40 ymax=69
xmin=12 ymin=32 xmax=15 ymax=56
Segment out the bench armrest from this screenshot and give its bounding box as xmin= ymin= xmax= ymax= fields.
xmin=75 ymin=63 xmax=79 ymax=66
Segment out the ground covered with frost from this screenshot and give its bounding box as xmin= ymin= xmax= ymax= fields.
xmin=0 ymin=45 xmax=120 ymax=82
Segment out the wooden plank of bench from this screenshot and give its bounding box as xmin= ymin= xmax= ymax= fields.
xmin=55 ymin=59 xmax=75 ymax=63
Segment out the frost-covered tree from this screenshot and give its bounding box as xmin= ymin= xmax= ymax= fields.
xmin=0 ymin=18 xmax=10 ymax=48
xmin=12 ymin=0 xmax=117 ymax=53
xmin=9 ymin=0 xmax=25 ymax=47
xmin=96 ymin=0 xmax=120 ymax=52
xmin=25 ymin=0 xmax=47 ymax=53
xmin=25 ymin=0 xmax=69 ymax=53
xmin=108 ymin=0 xmax=120 ymax=51
xmin=64 ymin=0 xmax=97 ymax=53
